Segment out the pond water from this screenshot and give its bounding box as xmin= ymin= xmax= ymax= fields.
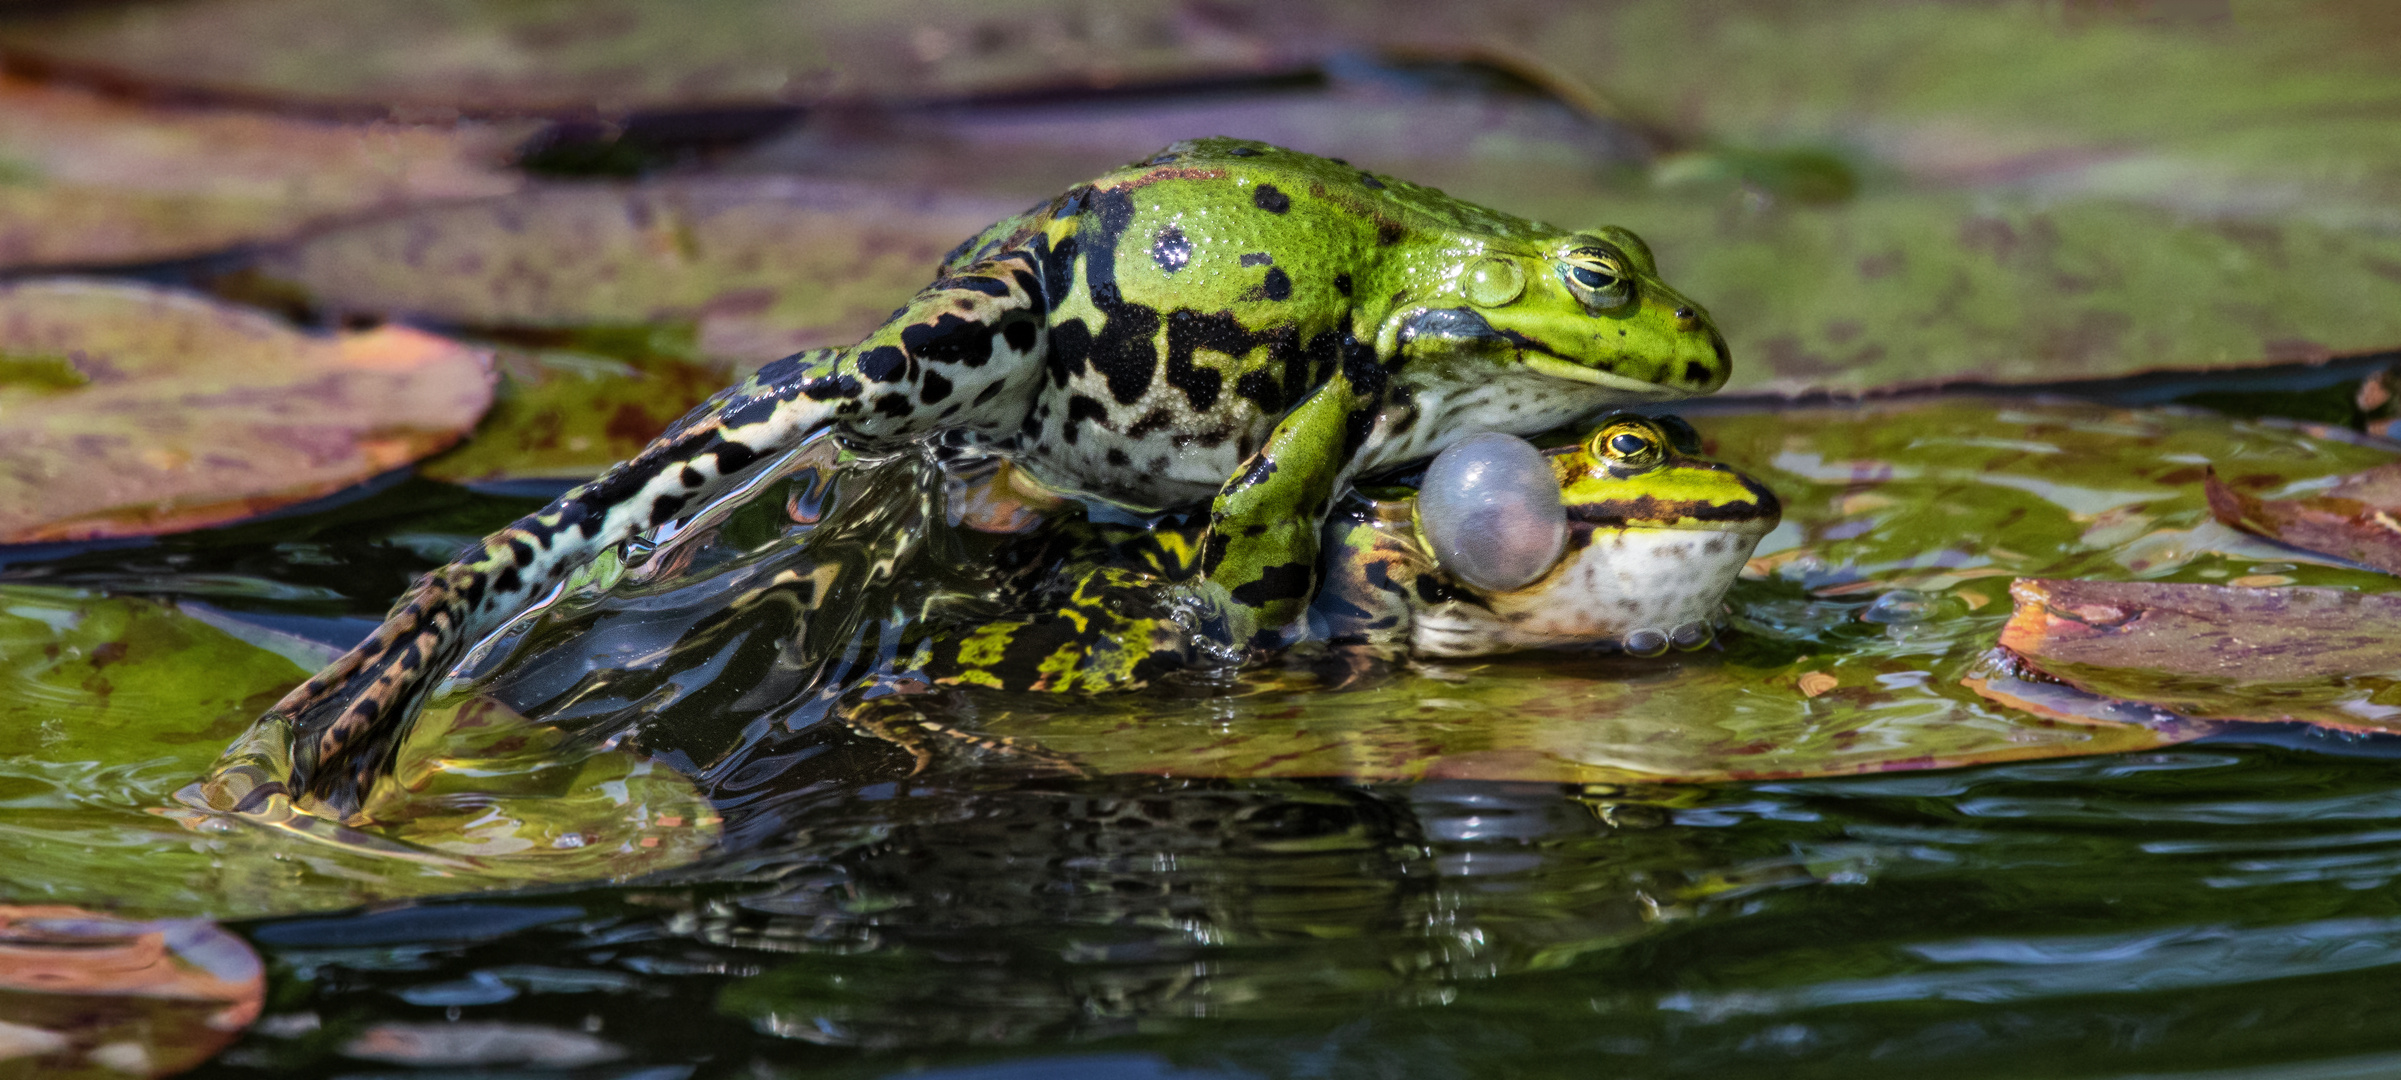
xmin=10 ymin=376 xmax=2401 ymax=1079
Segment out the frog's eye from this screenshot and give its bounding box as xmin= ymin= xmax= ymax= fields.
xmin=1591 ymin=420 xmax=1666 ymax=470
xmin=1651 ymin=414 xmax=1704 ymax=455
xmin=1561 ymin=246 xmax=1634 ymax=311
xmin=1417 ymin=432 xmax=1567 ymax=593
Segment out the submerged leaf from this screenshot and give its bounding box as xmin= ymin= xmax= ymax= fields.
xmin=0 ymin=280 xmax=494 ymax=543
xmin=0 ymin=586 xmax=715 ymax=919
xmin=0 ymin=905 xmax=263 ymax=1079
xmin=1991 ymin=577 xmax=2401 ymax=734
xmin=0 ymin=74 xmax=522 ymax=268
xmin=2207 ymin=463 xmax=2401 ymax=576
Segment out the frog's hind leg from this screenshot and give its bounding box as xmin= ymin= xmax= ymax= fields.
xmin=275 ymin=257 xmax=1053 ymax=819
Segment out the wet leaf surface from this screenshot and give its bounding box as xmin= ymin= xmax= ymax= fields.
xmin=2208 ymin=462 xmax=2401 ymax=576
xmin=1991 ymin=577 xmax=2401 ymax=735
xmin=416 ymin=337 xmax=735 ymax=486
xmin=0 ymin=73 xmax=522 ymax=268
xmin=0 ymin=280 xmax=494 ymax=543
xmin=0 ymin=585 xmax=717 ymax=919
xmin=0 ymin=905 xmax=263 ymax=1079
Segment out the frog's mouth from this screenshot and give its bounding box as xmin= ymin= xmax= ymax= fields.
xmin=1521 ymin=354 xmax=1695 ymax=399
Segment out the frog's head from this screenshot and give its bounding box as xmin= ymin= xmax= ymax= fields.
xmin=1403 ymin=414 xmax=1778 ymax=657
xmin=1402 ymin=226 xmax=1730 ymax=400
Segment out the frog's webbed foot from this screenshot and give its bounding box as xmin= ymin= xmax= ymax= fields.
xmin=844 ymin=690 xmax=1085 ymax=778
xmin=275 ymin=568 xmax=481 ymax=820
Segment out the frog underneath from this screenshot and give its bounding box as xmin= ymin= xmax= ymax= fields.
xmin=272 ymin=137 xmax=1731 ymax=808
xmin=845 ymin=413 xmax=1780 ymax=767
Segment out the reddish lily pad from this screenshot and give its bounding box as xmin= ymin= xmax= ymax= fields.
xmin=0 ymin=280 xmax=494 ymax=543
xmin=255 ymin=177 xmax=1020 ymax=369
xmin=2207 ymin=463 xmax=2401 ymax=577
xmin=0 ymin=905 xmax=263 ymax=1079
xmin=0 ymin=73 xmax=522 ymax=269
xmin=1987 ymin=577 xmax=2401 ymax=734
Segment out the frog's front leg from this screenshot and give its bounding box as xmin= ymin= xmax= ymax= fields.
xmin=1308 ymin=509 xmax=1429 ymax=686
xmin=1195 ymin=380 xmax=1379 ymax=650
xmin=274 ymin=257 xmax=1050 ymax=818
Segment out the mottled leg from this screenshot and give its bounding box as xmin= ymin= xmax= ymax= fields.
xmin=1192 ymin=384 xmax=1368 ymax=650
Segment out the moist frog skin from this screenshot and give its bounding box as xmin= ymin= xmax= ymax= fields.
xmin=266 ymin=137 xmax=1731 ymax=810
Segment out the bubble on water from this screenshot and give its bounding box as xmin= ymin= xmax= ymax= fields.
xmin=1858 ymin=589 xmax=1934 ymax=625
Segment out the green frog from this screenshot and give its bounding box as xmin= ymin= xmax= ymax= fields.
xmin=274 ymin=137 xmax=1731 ymax=804
xmin=841 ymin=413 xmax=1780 ymax=767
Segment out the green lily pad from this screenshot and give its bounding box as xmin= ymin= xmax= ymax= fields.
xmin=0 ymin=585 xmax=717 ymax=919
xmin=0 ymin=280 xmax=494 ymax=543
xmin=417 ymin=336 xmax=737 ymax=485
xmin=253 ymin=178 xmax=1021 ymax=369
xmin=0 ymin=73 xmax=522 ymax=269
xmin=1994 ymin=577 xmax=2401 ymax=734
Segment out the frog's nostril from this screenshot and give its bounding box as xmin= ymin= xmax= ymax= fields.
xmin=1673 ymin=306 xmax=1694 ymax=320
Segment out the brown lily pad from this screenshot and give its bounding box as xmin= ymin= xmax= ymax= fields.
xmin=0 ymin=73 xmax=522 ymax=269
xmin=254 ymin=177 xmax=1020 ymax=369
xmin=1989 ymin=577 xmax=2401 ymax=734
xmin=0 ymin=905 xmax=263 ymax=1078
xmin=2207 ymin=464 xmax=2401 ymax=577
xmin=0 ymin=279 xmax=493 ymax=544
xmin=0 ymin=0 xmax=1368 ymax=115
xmin=416 ymin=339 xmax=734 ymax=486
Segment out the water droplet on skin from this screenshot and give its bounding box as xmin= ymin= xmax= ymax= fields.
xmin=1418 ymin=433 xmax=1567 ymax=593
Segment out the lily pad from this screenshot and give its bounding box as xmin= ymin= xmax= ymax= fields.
xmin=0 ymin=905 xmax=263 ymax=1079
xmin=0 ymin=585 xmax=717 ymax=919
xmin=2207 ymin=463 xmax=2401 ymax=576
xmin=416 ymin=336 xmax=737 ymax=486
xmin=0 ymin=0 xmax=1344 ymax=114
xmin=1989 ymin=577 xmax=2401 ymax=734
xmin=0 ymin=73 xmax=522 ymax=269
xmin=0 ymin=279 xmax=494 ymax=543
xmin=253 ymin=177 xmax=1021 ymax=369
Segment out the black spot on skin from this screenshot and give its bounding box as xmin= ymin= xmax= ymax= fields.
xmin=1341 ymin=406 xmax=1378 ymax=459
xmin=679 ymin=466 xmax=704 ymax=487
xmin=873 ymin=393 xmax=913 ymax=417
xmin=1040 ymin=228 xmax=1080 ymax=310
xmin=1048 ymin=318 xmax=1091 ymax=387
xmin=973 ymin=380 xmax=1007 ymax=405
xmin=901 ymin=313 xmax=998 ymax=367
xmin=713 ymin=441 xmax=761 ymax=476
xmin=753 ymin=352 xmax=809 ymax=384
xmin=1397 ymin=307 xmax=1508 ymax=347
xmin=1063 ymin=395 xmax=1110 ymax=445
xmin=1414 ymin=574 xmax=1470 ymax=606
xmin=1125 ymin=409 xmax=1176 ymax=439
xmin=920 ymin=371 xmax=953 ymax=403
xmin=1106 ymin=448 xmax=1130 ymax=466
xmin=1377 ymin=221 xmax=1404 ymax=246
xmin=1240 ymin=252 xmax=1274 ymax=267
xmin=1230 ymin=561 xmax=1314 ymax=607
xmin=1258 ymin=267 xmax=1291 ymax=301
xmin=1152 ymin=227 xmax=1192 ymax=273
xmin=1358 ymin=172 xmax=1385 ymax=189
xmin=1227 ymin=146 xmax=1260 ymax=157
xmin=933 ymin=274 xmax=1012 ymax=298
xmin=857 ymin=346 xmax=907 ymax=383
xmin=940 ymin=403 xmax=961 ymax=418
xmin=1226 ymin=455 xmax=1276 ymax=495
xmin=718 ymin=384 xmax=798 ymax=430
xmin=1002 ymin=320 xmax=1039 ymax=353
xmin=1235 ymin=369 xmax=1280 ymax=413
xmin=648 ymin=494 xmax=687 ymax=527
xmin=1080 ymin=189 xmax=1163 ymax=405
xmin=1684 ymin=360 xmax=1712 ymax=385
xmin=1251 ymin=184 xmax=1291 ymax=214
xmin=1332 ymin=273 xmax=1352 ymax=296
xmin=506 ymin=538 xmax=535 ymax=567
xmin=803 ymin=374 xmax=860 ymax=401
xmin=1202 ymin=532 xmax=1230 ymax=573
xmin=493 ymin=565 xmax=523 ymax=595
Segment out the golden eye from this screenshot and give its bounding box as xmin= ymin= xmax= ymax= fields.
xmin=1561 ymin=247 xmax=1633 ymax=310
xmin=1592 ymin=421 xmax=1664 ymax=468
